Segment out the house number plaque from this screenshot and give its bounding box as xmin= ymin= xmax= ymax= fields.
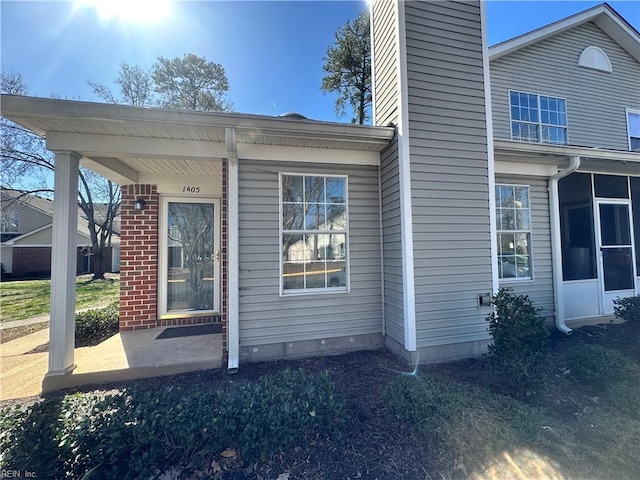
xmin=182 ymin=186 xmax=201 ymax=193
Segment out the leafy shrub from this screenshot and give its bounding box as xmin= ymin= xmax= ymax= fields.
xmin=0 ymin=369 xmax=344 ymax=479
xmin=75 ymin=301 xmax=119 ymax=347
xmin=613 ymin=295 xmax=640 ymax=323
xmin=384 ymin=373 xmax=550 ymax=471
xmin=486 ymin=288 xmax=550 ymax=396
xmin=565 ymin=344 xmax=631 ymax=388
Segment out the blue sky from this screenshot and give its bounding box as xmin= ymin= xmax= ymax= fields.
xmin=1 ymin=0 xmax=639 ymax=123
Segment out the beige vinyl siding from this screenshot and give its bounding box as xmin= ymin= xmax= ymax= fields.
xmin=11 ymin=226 xmax=91 ymax=246
xmin=496 ymin=175 xmax=555 ymax=320
xmin=491 ymin=22 xmax=640 ymax=150
xmin=372 ymin=0 xmax=399 ymax=127
xmin=238 ymin=161 xmax=382 ymax=347
xmin=7 ymin=207 xmax=52 ymax=235
xmin=380 ymin=136 xmax=404 ymax=344
xmin=404 ymin=0 xmax=492 ymax=348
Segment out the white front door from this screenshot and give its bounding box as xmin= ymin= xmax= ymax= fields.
xmin=596 ymin=201 xmax=637 ymax=314
xmin=160 ymin=197 xmax=221 ymax=317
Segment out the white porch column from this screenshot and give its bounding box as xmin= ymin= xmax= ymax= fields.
xmin=225 ymin=128 xmax=240 ymax=371
xmin=46 ymin=151 xmax=80 ymax=376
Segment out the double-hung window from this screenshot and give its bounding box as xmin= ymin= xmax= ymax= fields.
xmin=627 ymin=109 xmax=640 ymax=152
xmin=496 ymin=184 xmax=532 ymax=280
xmin=280 ymin=174 xmax=348 ymax=294
xmin=510 ymin=91 xmax=567 ymax=144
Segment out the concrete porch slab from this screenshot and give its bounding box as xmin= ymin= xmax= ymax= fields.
xmin=1 ymin=327 xmax=223 ymax=400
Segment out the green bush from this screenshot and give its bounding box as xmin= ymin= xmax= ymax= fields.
xmin=75 ymin=301 xmax=119 ymax=347
xmin=384 ymin=373 xmax=550 ymax=470
xmin=486 ymin=288 xmax=550 ymax=396
xmin=613 ymin=295 xmax=640 ymax=323
xmin=565 ymin=344 xmax=631 ymax=388
xmin=0 ymin=369 xmax=344 ymax=479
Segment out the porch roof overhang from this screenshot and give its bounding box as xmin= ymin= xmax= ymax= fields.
xmin=494 ymin=139 xmax=640 ymax=176
xmin=1 ymin=95 xmax=395 ymax=184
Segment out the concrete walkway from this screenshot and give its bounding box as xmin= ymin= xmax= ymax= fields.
xmin=1 ymin=325 xmax=223 ymax=401
xmin=0 ymin=307 xmax=103 ymax=330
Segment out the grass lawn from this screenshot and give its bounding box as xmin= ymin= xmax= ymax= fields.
xmin=1 ymin=320 xmax=638 ymax=479
xmin=0 ymin=274 xmax=119 ymax=323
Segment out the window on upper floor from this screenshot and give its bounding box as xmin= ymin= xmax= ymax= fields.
xmin=510 ymin=91 xmax=567 ymax=145
xmin=627 ymin=109 xmax=640 ymax=152
xmin=496 ymin=184 xmax=532 ymax=281
xmin=0 ymin=211 xmax=19 ymax=233
xmin=280 ymin=174 xmax=349 ymax=294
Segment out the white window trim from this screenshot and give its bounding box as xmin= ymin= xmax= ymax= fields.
xmin=496 ymin=183 xmax=534 ymax=283
xmin=626 ymin=108 xmax=640 ymax=152
xmin=508 ymin=90 xmax=569 ymax=145
xmin=278 ymin=172 xmax=350 ymax=296
xmin=158 ymin=196 xmax=220 ymax=318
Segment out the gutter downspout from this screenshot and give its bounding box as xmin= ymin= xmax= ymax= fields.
xmin=226 ymin=127 xmax=240 ymax=372
xmin=549 ymin=156 xmax=581 ymax=335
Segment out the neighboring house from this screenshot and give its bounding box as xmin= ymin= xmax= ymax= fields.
xmin=0 ymin=188 xmax=121 ymax=276
xmin=488 ymin=3 xmax=640 ymax=325
xmin=0 ymin=1 xmax=637 ymax=387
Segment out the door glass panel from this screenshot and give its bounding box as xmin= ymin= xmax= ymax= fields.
xmin=167 ymin=202 xmax=215 ymax=311
xmin=599 ymin=204 xmax=631 ymax=246
xmin=599 ymin=202 xmax=634 ymax=292
xmin=602 ymin=248 xmax=634 ymax=291
xmin=559 ymin=173 xmax=597 ymax=280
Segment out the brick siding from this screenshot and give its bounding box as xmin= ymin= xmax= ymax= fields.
xmin=119 ymin=185 xmax=159 ymax=331
xmin=11 ymin=247 xmax=52 ymax=277
xmin=119 ymin=181 xmax=228 ymax=358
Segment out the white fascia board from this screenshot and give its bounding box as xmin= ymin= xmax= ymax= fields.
xmin=397 ymin=0 xmax=417 ymax=352
xmin=495 ymin=161 xmax=559 ymax=177
xmin=481 ymin=0 xmax=499 ymax=297
xmin=237 ymin=144 xmax=380 ymax=166
xmin=494 ymin=140 xmax=640 ymax=162
xmin=47 ymin=132 xmax=228 ymax=160
xmin=490 ymin=5 xmax=639 ymax=63
xmin=1 ymin=95 xmax=394 ymax=148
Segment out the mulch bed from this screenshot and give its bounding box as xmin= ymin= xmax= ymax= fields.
xmin=2 ymin=322 xmax=638 ymax=479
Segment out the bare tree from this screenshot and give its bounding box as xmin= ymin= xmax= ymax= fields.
xmin=1 ymin=72 xmax=120 ymax=280
xmin=88 ymin=62 xmax=155 ymax=107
